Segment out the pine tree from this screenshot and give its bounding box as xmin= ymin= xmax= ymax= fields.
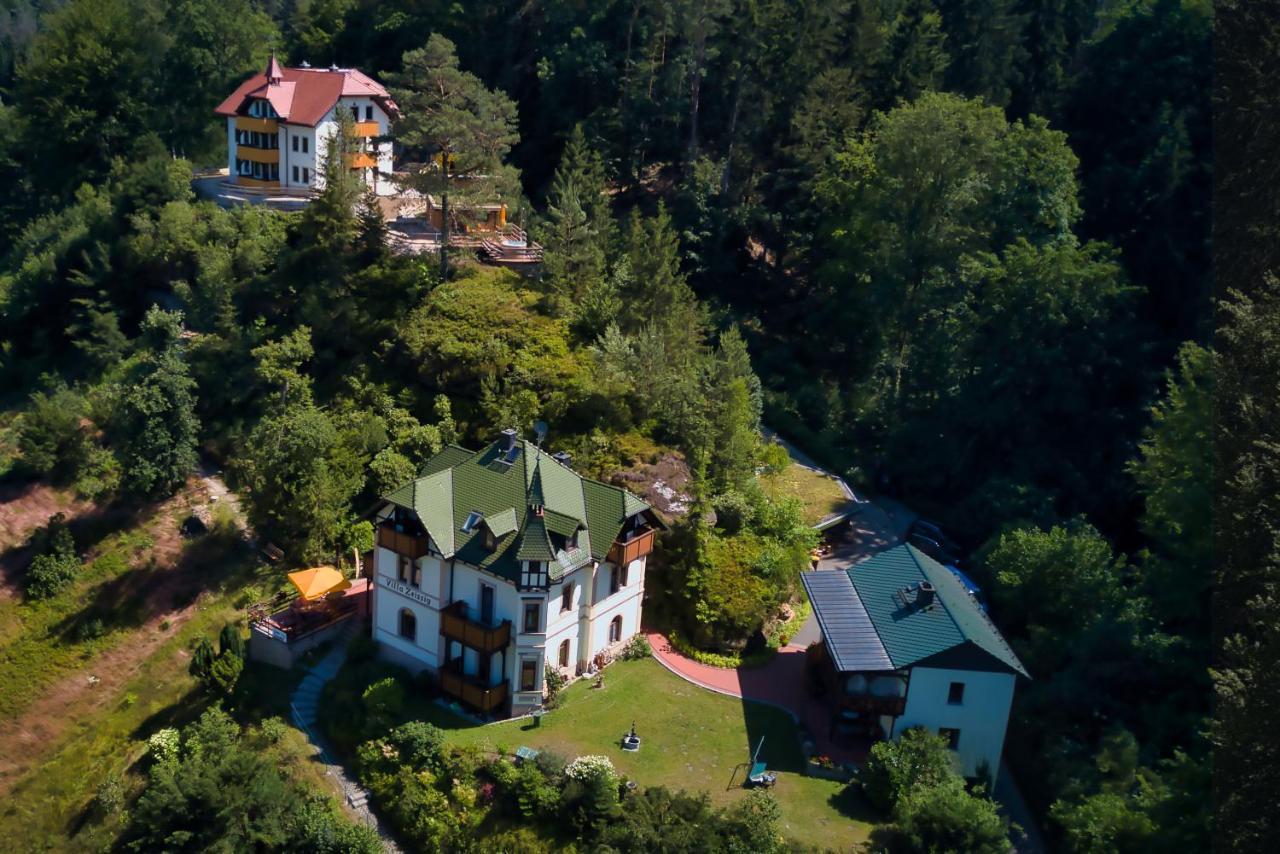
xmin=390 ymin=35 xmax=520 ymax=279
xmin=114 ymin=307 xmax=200 ymax=498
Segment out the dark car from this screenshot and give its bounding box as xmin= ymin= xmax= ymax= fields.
xmin=909 ymin=519 xmax=961 ymax=556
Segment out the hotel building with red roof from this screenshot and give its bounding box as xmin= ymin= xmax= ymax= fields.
xmin=215 ymin=56 xmax=400 ymax=194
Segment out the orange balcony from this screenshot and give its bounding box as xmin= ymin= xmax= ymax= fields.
xmin=236 ymin=116 xmax=279 ymax=133
xmin=607 ymin=527 xmax=656 ymax=566
xmin=353 ymin=121 xmax=380 ymax=137
xmin=440 ymin=662 xmax=509 ymax=713
xmin=377 ymin=524 xmax=429 ymax=560
xmin=235 ymin=176 xmax=279 ymax=188
xmin=345 ymin=152 xmax=378 ymax=169
xmin=236 ymin=146 xmax=279 ymax=164
xmin=440 ymin=600 xmax=512 ymax=653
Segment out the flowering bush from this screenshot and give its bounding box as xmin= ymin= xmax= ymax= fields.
xmin=565 ymin=754 xmax=616 ymax=785
xmin=148 ymin=727 xmax=180 ymax=764
xmin=621 ymin=634 xmax=652 ymax=660
xmin=810 ymin=754 xmax=837 ymax=769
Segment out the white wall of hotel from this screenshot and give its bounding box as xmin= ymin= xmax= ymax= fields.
xmin=890 ymin=666 xmax=1016 ymax=784
xmin=225 ymin=96 xmax=395 ymax=194
xmin=370 ymin=540 xmax=647 ymax=715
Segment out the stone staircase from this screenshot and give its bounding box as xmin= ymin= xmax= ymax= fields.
xmin=288 ymin=619 xmax=400 ymax=851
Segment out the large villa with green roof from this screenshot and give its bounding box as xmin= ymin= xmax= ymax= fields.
xmin=801 ymin=544 xmax=1029 ymax=783
xmin=371 ymin=428 xmax=661 ymax=717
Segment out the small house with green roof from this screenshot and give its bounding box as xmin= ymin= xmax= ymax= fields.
xmin=801 ymin=544 xmax=1028 ymax=782
xmin=371 ymin=428 xmax=661 ymax=717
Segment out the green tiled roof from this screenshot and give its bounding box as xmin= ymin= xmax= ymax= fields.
xmin=382 ymin=437 xmax=651 ymax=585
xmin=484 ymin=507 xmax=518 ymax=538
xmin=848 ymin=545 xmax=1028 ymax=678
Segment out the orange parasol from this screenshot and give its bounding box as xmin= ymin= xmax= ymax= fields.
xmin=287 ymin=566 xmax=351 ymax=601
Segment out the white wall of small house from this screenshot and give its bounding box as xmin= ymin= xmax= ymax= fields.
xmin=892 ymin=665 xmax=1016 ymax=784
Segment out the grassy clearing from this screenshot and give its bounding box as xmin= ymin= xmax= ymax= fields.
xmin=0 ymin=535 xmax=335 ymax=852
xmin=417 ymin=659 xmax=876 ymax=850
xmin=0 ymin=525 xmax=157 ymax=719
xmin=759 ymin=462 xmax=851 ymax=527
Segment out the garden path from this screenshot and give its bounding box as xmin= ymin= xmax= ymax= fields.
xmin=289 ymin=623 xmax=403 ymax=853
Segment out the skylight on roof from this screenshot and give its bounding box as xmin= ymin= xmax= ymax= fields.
xmin=462 ymin=511 xmax=483 ymax=532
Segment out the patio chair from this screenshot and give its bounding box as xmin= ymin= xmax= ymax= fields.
xmin=514 ymin=746 xmax=540 ymax=766
xmin=745 ymin=736 xmax=777 ymax=787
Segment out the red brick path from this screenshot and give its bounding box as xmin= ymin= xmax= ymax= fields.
xmin=644 ymin=631 xmax=867 ymax=765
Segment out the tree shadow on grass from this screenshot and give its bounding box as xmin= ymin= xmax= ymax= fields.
xmin=828 ymin=781 xmax=881 ymax=824
xmin=50 ymin=528 xmax=255 ymax=643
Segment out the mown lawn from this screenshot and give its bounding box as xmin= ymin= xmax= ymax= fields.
xmin=418 ymin=658 xmax=877 ymax=850
xmin=759 ymin=463 xmax=851 ymax=527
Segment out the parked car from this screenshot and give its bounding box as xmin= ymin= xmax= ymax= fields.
xmin=908 ymin=532 xmax=962 ymax=568
xmin=908 ymin=519 xmax=961 ymax=558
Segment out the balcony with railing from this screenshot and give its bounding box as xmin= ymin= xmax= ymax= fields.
xmin=377 ymin=522 xmax=430 ymax=559
xmin=607 ymin=526 xmax=657 ymax=566
xmin=440 ymin=600 xmax=512 ymax=653
xmin=236 ymin=146 xmax=279 ymax=164
xmin=353 ymin=121 xmax=380 ymax=137
xmin=345 ymin=151 xmax=378 ymax=170
xmin=440 ymin=658 xmax=509 ymax=713
xmin=236 ymin=116 xmax=279 ymax=133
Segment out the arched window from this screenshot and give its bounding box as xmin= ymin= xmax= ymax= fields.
xmin=399 ymin=608 xmax=417 ymax=641
xmin=559 ymin=639 xmax=570 ymax=668
xmin=609 ymin=615 xmax=623 ymax=643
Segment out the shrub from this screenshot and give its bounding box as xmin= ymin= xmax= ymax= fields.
xmin=207 ymin=652 xmax=244 ymax=696
xmin=74 ymin=444 xmax=122 ymax=501
xmin=890 ymin=775 xmax=1008 ymax=854
xmin=534 ymin=748 xmax=567 ymax=780
xmin=621 ymin=634 xmax=652 ymax=660
xmin=259 ymin=716 xmax=289 ymax=744
xmin=24 ymin=516 xmax=80 ymax=600
xmin=544 ymin=666 xmax=567 ymax=709
xmin=26 ymin=549 xmax=80 ymax=599
xmin=390 ymin=721 xmax=446 ymax=769
xmin=860 ymin=727 xmax=957 ymax=814
xmin=94 ymin=773 xmax=126 ymax=817
xmin=566 ymin=754 xmax=616 ymax=785
xmin=362 ymin=676 xmax=406 ymax=730
xmin=148 ymin=728 xmax=180 ymax=764
xmin=759 ymin=441 xmax=791 ymax=474
xmin=17 ymin=386 xmax=88 ymax=478
xmin=218 ymin=622 xmax=245 ymax=659
xmin=74 ymin=616 xmax=106 ymax=642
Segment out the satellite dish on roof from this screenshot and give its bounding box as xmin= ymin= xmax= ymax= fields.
xmin=532 ymin=421 xmax=548 ymax=446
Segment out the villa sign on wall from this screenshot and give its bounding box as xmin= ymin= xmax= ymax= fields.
xmin=378 ymin=575 xmax=439 ymax=609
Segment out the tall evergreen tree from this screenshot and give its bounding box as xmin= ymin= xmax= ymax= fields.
xmin=113 ymin=307 xmax=201 ymax=497
xmin=389 ymin=34 xmax=520 ymax=279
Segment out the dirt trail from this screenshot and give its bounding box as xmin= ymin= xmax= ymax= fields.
xmin=0 ymin=474 xmax=246 ymax=796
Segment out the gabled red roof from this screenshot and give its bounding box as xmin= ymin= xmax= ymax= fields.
xmin=214 ymin=62 xmax=400 ymax=127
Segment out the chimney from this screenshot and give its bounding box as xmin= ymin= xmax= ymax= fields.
xmin=552 ymin=450 xmax=572 ymax=466
xmin=500 ymin=428 xmax=518 ymax=452
xmin=916 ymin=581 xmax=936 ymax=609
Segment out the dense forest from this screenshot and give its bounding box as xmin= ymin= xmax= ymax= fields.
xmin=0 ymin=0 xmax=1218 ymax=851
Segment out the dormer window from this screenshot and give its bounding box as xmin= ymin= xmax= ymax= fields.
xmin=483 ymin=527 xmax=496 ymax=551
